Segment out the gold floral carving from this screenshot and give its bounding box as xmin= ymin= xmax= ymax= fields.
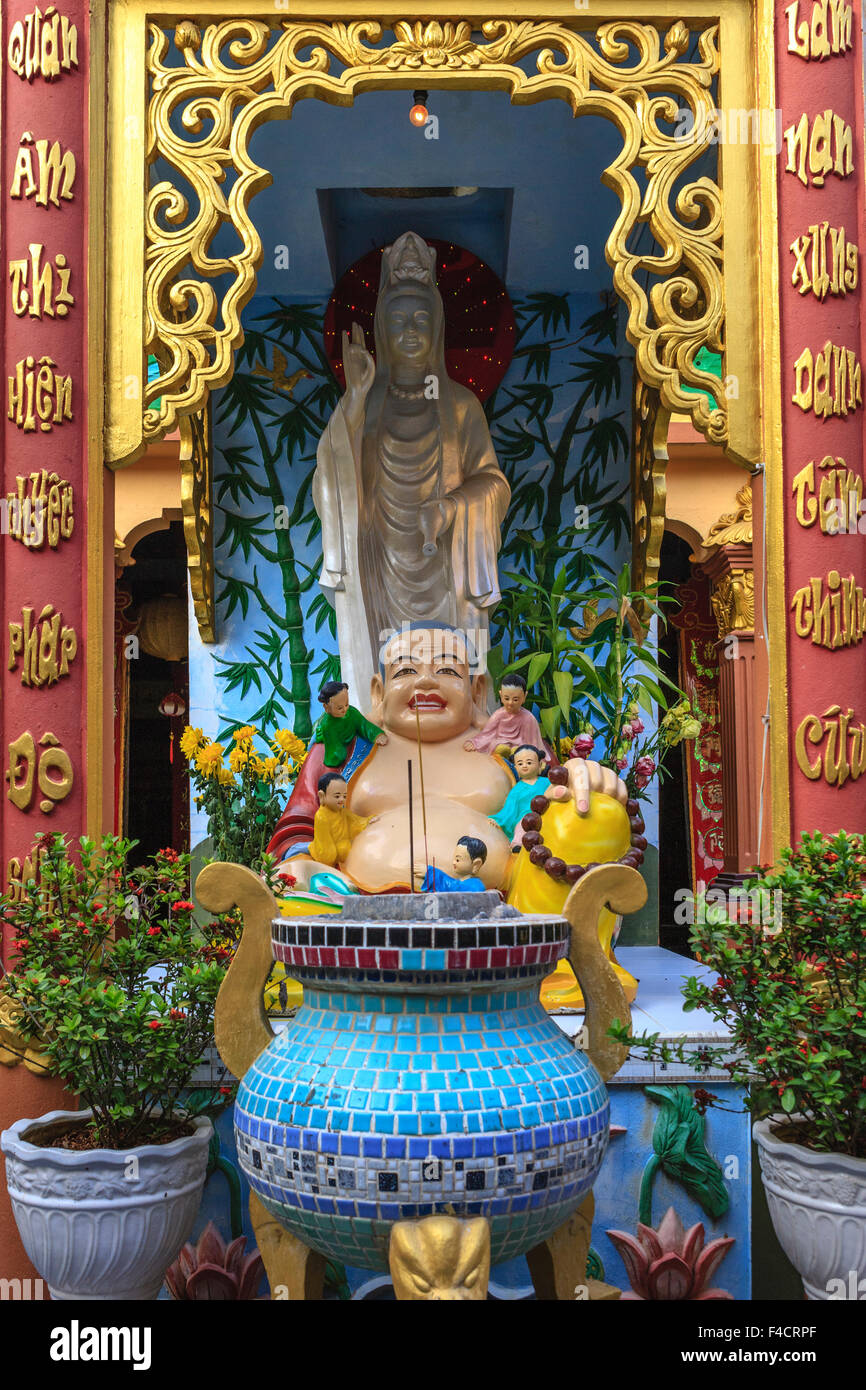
xmin=710 ymin=569 xmax=755 ymax=636
xmin=704 ymin=482 xmax=753 ymax=547
xmin=0 ymin=989 xmax=50 ymax=1074
xmin=179 ymin=404 xmax=216 ymax=644
xmin=145 ymin=18 xmax=726 ymax=445
xmin=631 ymin=373 xmax=670 ymax=615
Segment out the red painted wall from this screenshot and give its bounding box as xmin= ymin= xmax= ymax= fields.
xmin=775 ymin=0 xmax=866 ymax=835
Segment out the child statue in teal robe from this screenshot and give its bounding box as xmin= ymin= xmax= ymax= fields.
xmin=488 ymin=745 xmax=568 ymax=848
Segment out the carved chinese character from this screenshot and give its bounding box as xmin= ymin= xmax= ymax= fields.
xmin=5 ymin=730 xmax=74 ymax=813
xmin=792 ymin=342 xmax=862 ymax=419
xmin=795 ymin=705 xmax=866 ymax=787
xmin=7 ymin=355 xmax=73 ymax=432
xmin=7 ymin=6 xmax=78 ymax=81
xmin=783 ymin=111 xmax=854 ymax=186
xmin=3 ymin=471 xmax=74 ymax=548
xmin=8 ymin=604 xmax=77 ymax=686
xmin=10 ymin=131 xmax=76 ymax=206
xmin=791 ymin=572 xmax=866 ymax=648
xmin=785 ymin=0 xmax=853 ymax=59
xmin=789 ymin=223 xmax=858 ymax=299
xmin=9 ymin=245 xmax=73 ymax=319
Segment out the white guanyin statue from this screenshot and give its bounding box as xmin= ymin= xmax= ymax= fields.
xmin=312 ymin=231 xmax=511 ymax=703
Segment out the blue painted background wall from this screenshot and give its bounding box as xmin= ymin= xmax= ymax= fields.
xmin=186 ymin=83 xmax=660 ymax=881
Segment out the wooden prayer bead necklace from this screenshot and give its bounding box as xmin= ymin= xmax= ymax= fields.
xmin=519 ymin=764 xmax=648 ymax=883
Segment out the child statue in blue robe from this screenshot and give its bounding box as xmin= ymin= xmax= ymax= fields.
xmin=488 ymin=744 xmax=568 ymax=848
xmin=419 ymin=836 xmax=488 ymax=892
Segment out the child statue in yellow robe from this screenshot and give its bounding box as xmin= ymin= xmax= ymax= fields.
xmin=310 ymin=773 xmax=378 ymax=868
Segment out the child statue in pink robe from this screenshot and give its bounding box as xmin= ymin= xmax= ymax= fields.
xmin=464 ymin=674 xmax=543 ymax=755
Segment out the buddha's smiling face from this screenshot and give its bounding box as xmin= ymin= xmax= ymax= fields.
xmin=384 ymin=292 xmax=434 ymax=367
xmin=370 ymin=629 xmax=488 ymax=744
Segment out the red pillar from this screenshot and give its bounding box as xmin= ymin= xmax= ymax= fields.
xmin=1 ymin=0 xmax=101 ymax=1286
xmin=775 ymin=0 xmax=866 ymax=834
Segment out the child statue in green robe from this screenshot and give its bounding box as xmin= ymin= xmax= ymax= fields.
xmin=312 ymin=680 xmax=388 ymax=769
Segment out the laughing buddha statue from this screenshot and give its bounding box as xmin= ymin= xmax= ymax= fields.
xmin=268 ymin=627 xmax=637 ymax=1004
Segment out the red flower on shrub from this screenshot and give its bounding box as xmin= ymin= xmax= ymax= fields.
xmin=172 ymin=901 xmax=195 ymax=913
xmin=148 ymin=1020 xmax=162 ymax=1030
xmin=147 ymin=927 xmax=161 ymax=937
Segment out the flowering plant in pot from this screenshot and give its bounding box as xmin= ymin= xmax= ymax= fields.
xmin=182 ymin=722 xmax=305 ymax=1012
xmin=610 ymin=829 xmax=866 ymax=1300
xmin=0 ymin=833 xmax=227 ymax=1300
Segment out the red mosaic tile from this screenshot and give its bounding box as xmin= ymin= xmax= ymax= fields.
xmin=469 ymin=949 xmax=488 ymax=968
xmin=447 ymin=951 xmax=468 ymax=969
xmin=378 ymin=950 xmax=399 ymax=969
xmin=357 ymin=949 xmax=376 ymax=968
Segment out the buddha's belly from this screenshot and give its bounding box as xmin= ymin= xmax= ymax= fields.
xmin=342 ymin=796 xmax=512 ymax=892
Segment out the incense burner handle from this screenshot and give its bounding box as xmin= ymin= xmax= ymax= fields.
xmin=563 ymin=863 xmax=646 ymax=1082
xmin=194 ymin=862 xmax=276 ymax=1079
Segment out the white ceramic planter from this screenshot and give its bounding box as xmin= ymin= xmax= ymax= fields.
xmin=754 ymin=1116 xmax=866 ymax=1300
xmin=1 ymin=1109 xmax=212 ymax=1300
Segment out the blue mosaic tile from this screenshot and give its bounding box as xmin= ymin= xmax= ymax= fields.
xmin=234 ymin=946 xmax=611 ymax=1272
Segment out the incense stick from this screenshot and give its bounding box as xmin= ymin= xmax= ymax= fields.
xmin=407 ymin=759 xmax=415 ymax=891
xmin=414 ymin=705 xmax=430 ymax=877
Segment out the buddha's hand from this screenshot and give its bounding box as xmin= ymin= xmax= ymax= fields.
xmin=562 ymin=757 xmax=628 ymax=815
xmin=341 ymin=322 xmax=375 ymax=430
xmin=375 ymin=734 xmax=389 ymax=746
xmin=463 ymin=739 xmax=478 ymax=752
xmin=418 ymin=497 xmax=457 ymax=550
xmin=544 ymin=783 xmax=569 ymax=802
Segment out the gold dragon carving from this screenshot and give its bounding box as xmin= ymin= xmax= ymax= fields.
xmin=145 ymin=18 xmax=725 ymax=445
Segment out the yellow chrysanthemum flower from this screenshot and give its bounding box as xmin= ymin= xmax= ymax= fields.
xmin=194 ymin=742 xmax=225 ymax=777
xmin=254 ymin=756 xmax=280 ymax=783
xmin=228 ymin=745 xmax=251 ymax=773
xmin=180 ymin=726 xmax=207 ymax=758
xmin=271 ymin=729 xmax=306 ymax=761
xmin=232 ymin=725 xmax=257 ymax=745
xmin=216 ymin=766 xmax=235 ymax=785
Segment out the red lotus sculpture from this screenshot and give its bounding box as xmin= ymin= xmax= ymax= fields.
xmin=165 ymin=1221 xmax=265 ymax=1300
xmin=607 ymin=1206 xmax=734 ymax=1300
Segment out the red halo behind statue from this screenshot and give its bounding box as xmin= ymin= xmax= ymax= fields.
xmin=324 ymin=239 xmax=515 ymax=402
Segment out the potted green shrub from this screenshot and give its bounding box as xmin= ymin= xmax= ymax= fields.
xmin=0 ymin=834 xmax=226 ymax=1300
xmin=612 ymin=830 xmax=866 ymax=1300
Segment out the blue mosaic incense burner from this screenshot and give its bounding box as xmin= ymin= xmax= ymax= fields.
xmin=234 ymin=891 xmax=610 ymax=1269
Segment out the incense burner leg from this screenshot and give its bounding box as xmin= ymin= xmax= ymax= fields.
xmin=249 ymin=1191 xmax=326 ymax=1300
xmin=389 ymin=1215 xmax=491 ymax=1300
xmin=526 ymin=1194 xmax=620 ymax=1301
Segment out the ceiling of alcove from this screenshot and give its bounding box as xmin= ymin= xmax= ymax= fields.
xmin=243 ymin=88 xmax=629 ymax=297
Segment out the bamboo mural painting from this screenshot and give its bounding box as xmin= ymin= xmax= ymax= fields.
xmin=188 ymin=288 xmax=635 ymax=842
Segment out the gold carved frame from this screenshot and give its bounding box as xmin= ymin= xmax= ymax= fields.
xmin=101 ymin=0 xmax=786 ymax=857
xmin=106 ymin=2 xmax=761 ymax=472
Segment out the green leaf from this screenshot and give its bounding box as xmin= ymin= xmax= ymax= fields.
xmin=527 ymin=652 xmax=552 ymax=686
xmin=539 ymin=705 xmax=560 ymax=742
xmin=552 ymin=670 xmax=574 ymax=722
xmin=781 ymin=1088 xmax=797 ymax=1113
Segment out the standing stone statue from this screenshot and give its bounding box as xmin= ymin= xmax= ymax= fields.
xmin=312 ymin=231 xmax=511 ymax=703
